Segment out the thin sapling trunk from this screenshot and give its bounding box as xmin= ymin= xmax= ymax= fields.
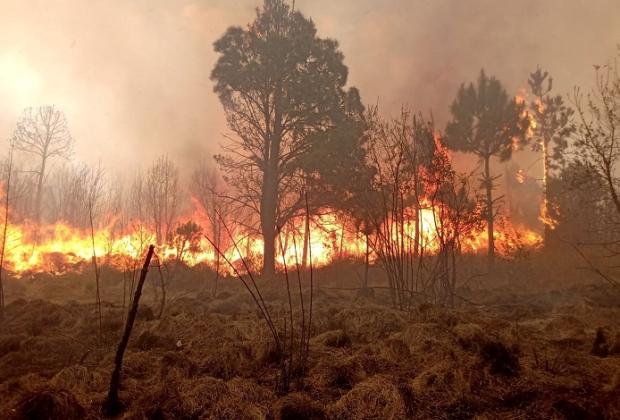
xmin=103 ymin=245 xmax=155 ymax=416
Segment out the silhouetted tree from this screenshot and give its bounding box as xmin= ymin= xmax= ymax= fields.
xmin=528 ymin=67 xmax=575 ymax=243
xmin=174 ymin=221 xmax=203 ymax=265
xmin=211 ymin=0 xmax=362 ymax=276
xmin=145 ymin=156 xmax=179 ymax=245
xmin=573 ymin=62 xmax=620 ymax=218
xmin=300 ymin=90 xmax=368 ymax=267
xmin=567 ymin=58 xmax=620 ymax=289
xmin=48 ymin=163 xmax=105 ymax=228
xmin=549 ymin=160 xmax=610 ymax=243
xmin=128 ymin=171 xmax=146 ymax=222
xmin=190 ymin=159 xmax=232 ymax=294
xmin=11 ymin=106 xmax=73 ymax=223
xmin=445 ymin=70 xmax=529 ymax=268
xmin=0 ymin=148 xmax=13 ymax=322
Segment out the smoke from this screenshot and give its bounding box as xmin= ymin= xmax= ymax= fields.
xmin=307 ymin=0 xmax=620 ymax=122
xmin=0 ymin=0 xmax=618 ymax=181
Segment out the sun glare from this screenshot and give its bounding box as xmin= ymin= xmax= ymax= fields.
xmin=0 ymin=52 xmax=41 ymax=106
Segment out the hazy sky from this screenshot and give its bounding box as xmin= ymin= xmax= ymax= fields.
xmin=0 ymin=0 xmax=619 ymax=177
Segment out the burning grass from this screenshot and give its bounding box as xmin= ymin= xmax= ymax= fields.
xmin=0 ymin=190 xmax=543 ymax=279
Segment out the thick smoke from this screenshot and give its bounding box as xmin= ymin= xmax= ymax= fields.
xmin=0 ymin=0 xmax=618 ymax=180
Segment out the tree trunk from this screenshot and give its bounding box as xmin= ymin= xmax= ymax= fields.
xmin=339 ymin=222 xmax=346 ymax=259
xmin=103 ymin=245 xmax=155 ymax=416
xmin=484 ymin=156 xmax=495 ymax=269
xmin=34 ymin=154 xmax=47 ymax=224
xmin=213 ymin=224 xmax=221 ymax=297
xmin=413 ymin=172 xmax=421 ymax=258
xmin=413 ymin=210 xmax=421 ymax=258
xmin=261 ymin=167 xmax=278 ymax=277
xmin=364 ymin=232 xmax=369 ymax=288
xmin=262 ymin=230 xmax=276 ymax=277
xmin=301 ymin=212 xmax=309 ymax=268
xmin=0 ymin=151 xmax=12 ymax=321
xmin=450 ymin=245 xmax=457 ymax=308
xmin=542 ymin=137 xmax=552 ymax=245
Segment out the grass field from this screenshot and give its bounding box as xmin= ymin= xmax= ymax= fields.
xmin=1 ymin=258 xmax=619 ymax=419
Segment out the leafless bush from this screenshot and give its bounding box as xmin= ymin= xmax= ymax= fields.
xmin=568 ymin=55 xmax=620 ymax=288
xmin=191 ymin=159 xmax=232 ymax=295
xmin=363 ymin=107 xmax=482 ymax=309
xmin=129 ymin=156 xmax=180 ymax=246
xmin=47 ymin=163 xmax=105 ymax=228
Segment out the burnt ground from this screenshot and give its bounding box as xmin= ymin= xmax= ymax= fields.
xmin=1 ymin=259 xmax=620 ymax=419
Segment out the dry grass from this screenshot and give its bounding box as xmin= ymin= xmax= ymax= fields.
xmin=1 ymin=267 xmax=620 ymax=418
xmin=13 ymin=388 xmax=86 ymax=420
xmin=326 ymin=375 xmax=409 ymax=419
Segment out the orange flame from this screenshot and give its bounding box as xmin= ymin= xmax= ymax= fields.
xmin=0 ymin=195 xmax=542 ymax=276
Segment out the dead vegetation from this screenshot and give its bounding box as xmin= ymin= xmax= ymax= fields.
xmin=0 ymin=266 xmax=619 ymax=419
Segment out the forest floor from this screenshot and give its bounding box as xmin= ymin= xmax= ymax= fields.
xmin=1 ymin=260 xmax=620 ymax=419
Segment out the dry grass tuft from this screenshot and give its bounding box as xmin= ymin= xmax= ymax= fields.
xmin=311 ymin=329 xmax=352 ymax=349
xmin=0 ymin=335 xmax=23 ymax=357
xmin=198 ymin=342 xmax=254 ymax=379
xmin=591 ymin=327 xmax=610 ymax=357
xmin=452 ymin=322 xmax=520 ymax=376
xmin=327 ymin=375 xmax=407 ymax=419
xmin=480 ymin=340 xmax=520 ymax=376
xmin=134 ymin=330 xmax=176 ymax=352
xmin=379 ymin=336 xmax=411 ymax=363
xmin=49 ymin=365 xmax=106 ymax=394
xmin=452 ymin=323 xmax=487 ymax=351
xmin=270 ymin=392 xmax=325 ymax=420
xmin=159 ymin=351 xmax=199 ymax=379
xmin=136 ymin=305 xmax=155 ymax=321
xmin=136 ymin=376 xmax=269 ymax=419
xmin=310 ymin=356 xmax=365 ymax=391
xmin=13 ymin=388 xmax=85 ymax=420
xmin=329 ymin=306 xmax=406 ymax=341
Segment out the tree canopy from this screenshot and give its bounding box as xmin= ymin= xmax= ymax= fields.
xmin=444 ymin=70 xmax=529 ymax=267
xmin=211 ymin=0 xmax=364 ymax=275
xmin=445 ymin=70 xmax=529 ymax=161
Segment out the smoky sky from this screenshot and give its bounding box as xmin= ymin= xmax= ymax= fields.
xmin=0 ymin=0 xmax=618 ymax=178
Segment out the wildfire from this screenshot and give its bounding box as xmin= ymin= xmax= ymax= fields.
xmin=514 ymin=89 xmax=560 ymax=235
xmin=0 ymin=200 xmax=542 ymax=277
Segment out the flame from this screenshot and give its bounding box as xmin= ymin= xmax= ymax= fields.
xmin=539 ymin=199 xmax=559 ymax=230
xmin=515 ymin=90 xmax=538 ymax=149
xmin=515 ymin=89 xmax=559 ymax=234
xmin=0 ymin=195 xmax=542 ymax=277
